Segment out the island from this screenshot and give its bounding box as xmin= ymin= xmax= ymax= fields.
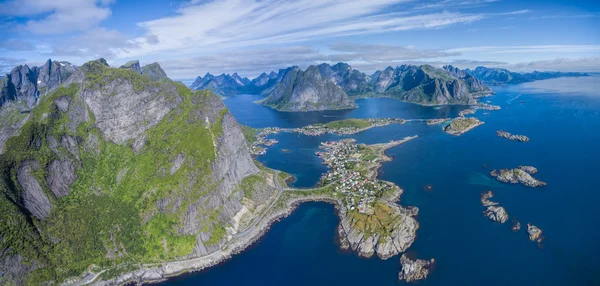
xmin=512 ymin=220 xmax=521 ymax=232
xmin=490 ymin=166 xmax=547 ymax=187
xmin=398 ymin=254 xmax=435 ymax=283
xmin=527 ymin=223 xmax=543 ymax=243
xmin=443 ymin=117 xmax=484 ymax=135
xmin=496 ymin=130 xmax=530 ymax=142
xmin=480 ymin=191 xmax=508 ymax=223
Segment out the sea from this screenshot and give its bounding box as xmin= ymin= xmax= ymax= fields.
xmin=163 ymin=76 xmax=600 ymax=285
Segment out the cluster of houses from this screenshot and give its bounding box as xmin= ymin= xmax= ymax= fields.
xmin=316 ymin=139 xmax=392 ymax=213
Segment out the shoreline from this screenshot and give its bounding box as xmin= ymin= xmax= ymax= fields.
xmin=95 ymin=137 xmax=418 ymax=285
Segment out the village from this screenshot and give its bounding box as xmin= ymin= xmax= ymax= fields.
xmin=316 ymin=139 xmax=398 ymax=214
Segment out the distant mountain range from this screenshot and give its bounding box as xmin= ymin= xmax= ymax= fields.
xmin=189 ymin=70 xmax=282 ymax=97
xmin=452 ymin=66 xmax=589 ymax=85
xmin=189 ymin=63 xmax=588 ymax=112
xmin=191 ymin=63 xmax=492 ymax=111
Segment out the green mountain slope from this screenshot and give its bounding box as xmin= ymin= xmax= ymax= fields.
xmin=0 ymin=59 xmax=271 ymax=285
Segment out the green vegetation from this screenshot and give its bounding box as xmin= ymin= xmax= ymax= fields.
xmin=82 ymin=59 xmax=163 ymax=93
xmin=240 ymin=125 xmax=257 ymax=144
xmin=0 ymin=66 xmax=228 ymax=284
xmin=443 ymin=117 xmax=483 ymax=135
xmin=348 ymin=202 xmax=404 ymax=238
xmin=240 ymin=173 xmax=264 ymax=199
xmin=322 ymin=118 xmax=372 ymax=129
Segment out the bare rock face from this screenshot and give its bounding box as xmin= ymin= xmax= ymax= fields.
xmin=16 ymin=160 xmax=53 ymax=219
xmin=398 ymin=254 xmax=435 ymax=283
xmin=46 ymin=160 xmax=77 ymax=199
xmin=37 ymin=59 xmax=77 ymax=96
xmin=120 ymin=60 xmax=142 ymax=74
xmin=8 ymin=65 xmax=39 ymax=108
xmin=483 ymin=206 xmax=509 ymax=223
xmin=79 ymin=67 xmax=181 ymax=146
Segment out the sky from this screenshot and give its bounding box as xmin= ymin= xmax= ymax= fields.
xmin=0 ymin=0 xmax=599 ymax=80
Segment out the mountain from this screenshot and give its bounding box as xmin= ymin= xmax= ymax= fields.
xmin=0 ymin=59 xmax=279 ymax=284
xmin=259 ymin=65 xmax=357 ymax=111
xmin=317 ymin=63 xmax=372 ymax=94
xmin=463 ymin=66 xmax=589 ymax=85
xmin=141 ymin=62 xmax=169 ymax=81
xmin=0 ymin=59 xmax=78 ymax=152
xmin=262 ymin=63 xmax=491 ymax=108
xmin=190 ymin=71 xmax=280 ymax=97
xmin=120 ymin=60 xmax=142 ymax=74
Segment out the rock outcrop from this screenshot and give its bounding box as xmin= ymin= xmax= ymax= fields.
xmin=483 ymin=206 xmax=509 ymax=223
xmin=120 ymin=60 xmax=142 ymax=74
xmin=16 ymin=160 xmax=53 ymax=220
xmin=490 ymin=166 xmax=546 ymax=187
xmin=260 ymin=66 xmax=357 ymax=111
xmin=480 ymin=191 xmax=508 ymax=223
xmin=496 ymin=130 xmax=530 ymax=142
xmin=527 ymin=223 xmax=543 ymax=242
xmin=398 ymin=254 xmax=435 ymax=283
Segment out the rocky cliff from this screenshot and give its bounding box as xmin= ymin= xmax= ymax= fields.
xmin=0 ymin=59 xmax=78 ymax=153
xmin=259 ymin=66 xmax=357 ymax=111
xmin=0 ymin=59 xmax=271 ymax=285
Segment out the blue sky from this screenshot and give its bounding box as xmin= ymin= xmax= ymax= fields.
xmin=1 ymin=0 xmax=599 ymax=79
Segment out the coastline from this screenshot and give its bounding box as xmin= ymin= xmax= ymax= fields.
xmin=94 ymin=137 xmax=418 ymax=285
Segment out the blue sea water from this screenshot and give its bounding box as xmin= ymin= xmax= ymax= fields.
xmin=164 ymin=76 xmax=600 ymax=285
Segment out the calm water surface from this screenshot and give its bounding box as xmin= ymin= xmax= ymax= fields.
xmin=164 ymin=77 xmax=600 ymax=285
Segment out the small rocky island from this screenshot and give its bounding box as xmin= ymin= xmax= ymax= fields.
xmin=443 ymin=117 xmax=484 ymax=135
xmin=480 ymin=191 xmax=508 ymax=223
xmin=527 ymin=223 xmax=543 ymax=243
xmin=490 ymin=166 xmax=547 ymax=187
xmin=398 ymin=254 xmax=435 ymax=283
xmin=496 ymin=130 xmax=530 ymax=142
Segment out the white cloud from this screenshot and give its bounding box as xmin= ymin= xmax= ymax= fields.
xmin=445 ymin=45 xmax=600 ymax=54
xmin=45 ymin=28 xmax=138 ymax=59
xmin=0 ymin=0 xmax=114 ymax=34
xmin=511 ymin=57 xmax=600 ymax=72
xmin=121 ymin=0 xmax=484 ymax=58
xmin=327 ymin=42 xmax=460 ymax=62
